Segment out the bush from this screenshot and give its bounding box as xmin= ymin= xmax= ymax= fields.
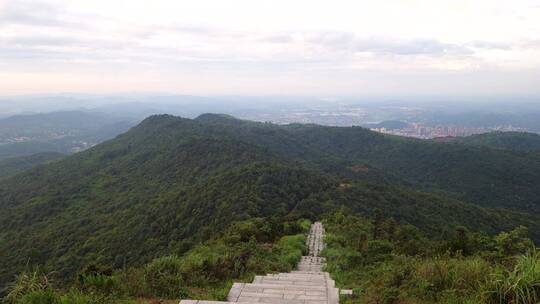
xmin=275 ymin=234 xmax=306 ymax=269
xmin=57 ymin=289 xmax=98 ymax=304
xmin=144 ymin=255 xmax=187 ymax=298
xmin=79 ymin=274 xmax=118 ymax=295
xmin=18 ymin=289 xmax=56 ymax=304
xmin=364 ymin=240 xmax=394 ymax=264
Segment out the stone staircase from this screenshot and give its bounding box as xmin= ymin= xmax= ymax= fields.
xmin=180 ymin=222 xmax=339 ymax=304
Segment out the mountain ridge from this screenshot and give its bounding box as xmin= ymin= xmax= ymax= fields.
xmin=1 ymin=113 xmax=539 ymax=289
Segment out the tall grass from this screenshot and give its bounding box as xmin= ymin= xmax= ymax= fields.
xmin=276 ymin=234 xmax=306 ymax=268
xmin=486 ymin=249 xmax=540 ymax=304
xmin=3 ymin=269 xmax=51 ymax=304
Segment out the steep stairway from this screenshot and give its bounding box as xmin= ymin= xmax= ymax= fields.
xmin=180 ymin=222 xmax=339 ymax=304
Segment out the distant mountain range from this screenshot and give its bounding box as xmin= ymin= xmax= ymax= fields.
xmin=1 ymin=113 xmax=539 ymax=289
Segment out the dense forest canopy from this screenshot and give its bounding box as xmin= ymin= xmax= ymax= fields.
xmin=1 ymin=114 xmax=539 ymax=299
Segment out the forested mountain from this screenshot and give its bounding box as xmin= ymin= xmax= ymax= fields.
xmin=445 ymin=131 xmax=540 ymax=152
xmin=194 ymin=114 xmax=540 ymax=212
xmin=0 ymin=111 xmax=136 ymax=160
xmin=0 ymin=152 xmax=64 ymax=179
xmin=1 ymin=114 xmax=539 ymax=291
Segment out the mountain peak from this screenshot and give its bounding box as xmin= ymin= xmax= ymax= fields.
xmin=195 ymin=113 xmax=245 ymax=125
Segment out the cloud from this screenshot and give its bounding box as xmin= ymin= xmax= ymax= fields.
xmin=0 ymin=0 xmax=538 ymax=95
xmin=353 ymin=38 xmax=472 ymax=56
xmin=468 ymin=41 xmax=512 ymax=50
xmin=4 ymin=35 xmax=81 ymax=47
xmin=305 ymin=32 xmax=473 ymax=56
xmin=0 ymin=0 xmax=85 ymax=28
xmin=263 ymin=34 xmax=295 ymax=44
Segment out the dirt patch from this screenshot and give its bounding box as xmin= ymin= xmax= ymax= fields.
xmin=348 ymin=164 xmax=370 ymax=173
xmin=339 ymin=183 xmax=352 ymax=189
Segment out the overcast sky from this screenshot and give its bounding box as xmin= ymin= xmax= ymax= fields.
xmin=1 ymin=0 xmax=539 ymax=96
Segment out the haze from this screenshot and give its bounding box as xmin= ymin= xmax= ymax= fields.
xmin=1 ymin=0 xmax=540 ymax=96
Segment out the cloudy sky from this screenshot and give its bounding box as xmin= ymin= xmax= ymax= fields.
xmin=1 ymin=0 xmax=540 ymax=96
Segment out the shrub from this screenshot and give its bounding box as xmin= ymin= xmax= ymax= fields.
xmin=364 ymin=239 xmax=394 ymax=264
xmin=494 ymin=226 xmax=534 ymax=257
xmin=275 ymin=234 xmax=306 ymax=269
xmin=79 ymin=274 xmax=118 ymax=295
xmin=57 ymin=289 xmax=97 ymax=304
xmin=144 ymin=255 xmax=187 ymax=298
xmin=18 ymin=289 xmax=57 ymax=304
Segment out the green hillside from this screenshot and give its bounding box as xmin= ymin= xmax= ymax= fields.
xmin=0 ymin=152 xmax=64 ymax=179
xmin=1 ymin=114 xmax=540 ymax=293
xmin=193 ymin=114 xmax=540 ymax=212
xmin=449 ymin=131 xmax=540 ymax=152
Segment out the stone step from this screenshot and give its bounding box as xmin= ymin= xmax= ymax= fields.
xmin=227 ymin=284 xmax=338 ymax=304
xmin=240 ymin=283 xmax=329 ymax=292
xmin=237 ymin=292 xmax=328 ymax=301
xmin=253 ymin=276 xmax=335 ymax=288
xmin=181 ymin=301 xmax=237 ymax=304
xmin=264 ymin=273 xmax=329 ymax=280
xmin=274 ymin=270 xmax=330 ymax=278
xmin=296 ymin=264 xmax=324 ymax=268
xmin=289 ymin=271 xmax=327 ymax=275
xmin=180 ymin=222 xmax=337 ymax=304
xmin=253 ymin=279 xmax=331 ymax=287
xmin=296 ymin=267 xmax=324 ymax=270
xmin=262 ymin=276 xmax=329 ymax=283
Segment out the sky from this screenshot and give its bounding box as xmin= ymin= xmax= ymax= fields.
xmin=1 ymin=0 xmax=540 ymax=96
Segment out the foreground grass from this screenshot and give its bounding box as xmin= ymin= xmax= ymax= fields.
xmin=322 ymin=211 xmax=539 ymax=304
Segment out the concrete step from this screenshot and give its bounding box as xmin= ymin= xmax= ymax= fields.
xmin=239 ymin=283 xmax=328 ymax=292
xmin=290 ymin=271 xmax=326 ymax=275
xmin=180 ymin=222 xmax=337 ymax=304
xmin=181 ymin=301 xmax=237 ymax=304
xmin=252 ymin=276 xmax=334 ymax=287
xmin=297 ymin=266 xmax=324 ymax=272
xmin=264 ymin=273 xmax=329 ymax=280
xmin=227 ymin=283 xmax=338 ymax=304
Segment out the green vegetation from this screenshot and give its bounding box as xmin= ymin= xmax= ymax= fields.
xmin=0 ymin=152 xmax=64 ymax=179
xmin=2 ymin=217 xmax=309 ymax=303
xmin=322 ymin=211 xmax=539 ymax=304
xmin=449 ymin=131 xmax=540 ymax=152
xmin=192 ymin=114 xmax=540 ymax=212
xmin=1 ymin=114 xmax=540 ymax=302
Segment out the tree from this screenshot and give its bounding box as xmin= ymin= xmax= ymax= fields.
xmin=372 ymin=208 xmax=384 ymax=240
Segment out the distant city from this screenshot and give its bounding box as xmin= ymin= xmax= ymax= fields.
xmin=233 ymin=104 xmax=537 ymax=139
xmin=370 ymin=123 xmax=529 ymax=139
